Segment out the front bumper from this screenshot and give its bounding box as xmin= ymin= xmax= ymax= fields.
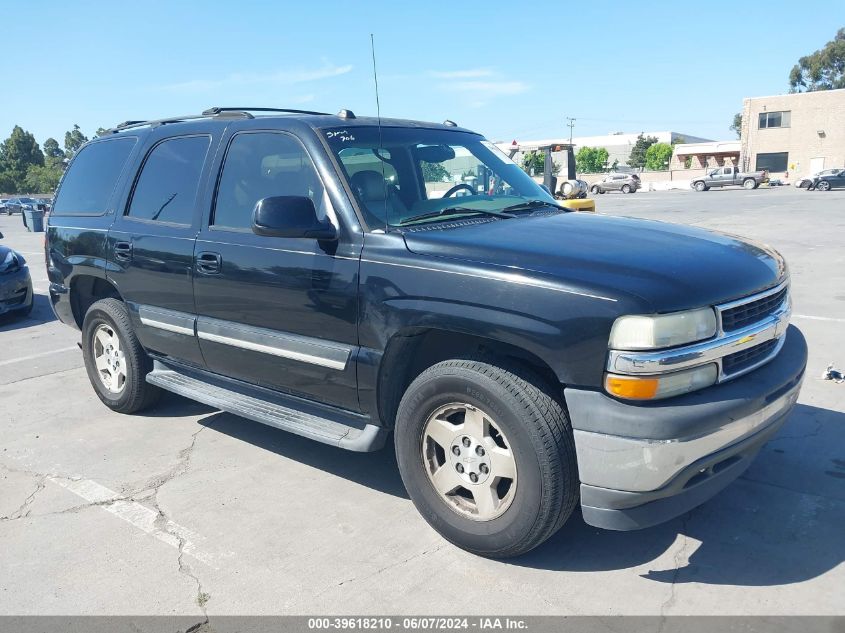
xmin=565 ymin=325 xmax=807 ymax=530
xmin=0 ymin=266 xmax=33 ymax=315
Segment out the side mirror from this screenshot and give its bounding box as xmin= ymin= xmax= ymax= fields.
xmin=252 ymin=196 xmax=337 ymax=240
xmin=0 ymin=231 xmax=4 ymax=239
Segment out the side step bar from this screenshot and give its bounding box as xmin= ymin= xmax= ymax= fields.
xmin=146 ymin=361 xmax=388 ymax=452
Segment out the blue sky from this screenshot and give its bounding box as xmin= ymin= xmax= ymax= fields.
xmin=3 ymin=0 xmax=841 ymax=146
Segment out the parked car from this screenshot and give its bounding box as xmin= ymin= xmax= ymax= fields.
xmin=0 ymin=199 xmax=10 ymax=215
xmin=0 ymin=231 xmax=34 ymax=319
xmin=46 ymin=107 xmax=806 ymax=558
xmin=809 ymin=169 xmax=845 ymax=191
xmin=691 ymin=166 xmax=767 ymax=191
xmin=590 ymin=173 xmax=641 ymax=194
xmin=795 ymin=168 xmax=842 ymax=188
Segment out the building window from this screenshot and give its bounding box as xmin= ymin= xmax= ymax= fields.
xmin=756 ymin=152 xmax=789 ymax=172
xmin=758 ymin=111 xmax=791 ymax=129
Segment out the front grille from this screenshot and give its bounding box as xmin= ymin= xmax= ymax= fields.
xmin=722 ymin=338 xmax=778 ymax=374
xmin=720 ymin=285 xmax=788 ymax=331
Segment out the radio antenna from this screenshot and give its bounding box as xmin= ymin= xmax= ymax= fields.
xmin=370 ymin=33 xmax=389 ymax=232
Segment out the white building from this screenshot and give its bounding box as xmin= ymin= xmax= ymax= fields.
xmin=497 ymin=131 xmax=713 ymax=173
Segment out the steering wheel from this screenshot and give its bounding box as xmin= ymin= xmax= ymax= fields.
xmin=442 ymin=183 xmax=475 ymax=198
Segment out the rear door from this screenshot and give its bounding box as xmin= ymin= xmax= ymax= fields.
xmin=192 ymin=125 xmax=361 ymax=411
xmin=107 ymin=128 xmax=220 ymax=366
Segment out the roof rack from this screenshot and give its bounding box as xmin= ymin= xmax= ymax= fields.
xmin=107 ymin=106 xmax=332 ymax=134
xmin=201 ymin=106 xmax=331 ymax=116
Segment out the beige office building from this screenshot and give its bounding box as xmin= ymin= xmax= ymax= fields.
xmin=740 ymin=88 xmax=845 ymax=177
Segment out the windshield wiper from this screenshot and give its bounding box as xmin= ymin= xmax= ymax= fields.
xmin=499 ymin=199 xmax=568 ymax=214
xmin=399 ymin=207 xmax=515 ymax=225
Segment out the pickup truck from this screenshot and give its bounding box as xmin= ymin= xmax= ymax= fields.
xmin=692 ymin=166 xmax=768 ymax=191
xmin=45 ymin=107 xmax=806 ymax=558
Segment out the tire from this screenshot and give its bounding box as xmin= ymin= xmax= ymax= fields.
xmin=394 ymin=358 xmax=578 ymax=558
xmin=743 ymin=178 xmax=757 ymax=190
xmin=816 ymin=180 xmax=831 ymax=191
xmin=81 ymin=298 xmax=160 ymax=414
xmin=621 ymin=184 xmax=631 ymax=194
xmin=694 ymin=181 xmax=707 ymax=192
xmin=590 ymin=185 xmax=599 ymax=194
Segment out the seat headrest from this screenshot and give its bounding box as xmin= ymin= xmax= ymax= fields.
xmin=350 ymin=170 xmax=387 ymax=201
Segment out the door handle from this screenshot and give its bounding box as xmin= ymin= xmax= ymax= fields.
xmin=196 ymin=251 xmax=222 ymax=275
xmin=114 ymin=241 xmax=133 ymax=263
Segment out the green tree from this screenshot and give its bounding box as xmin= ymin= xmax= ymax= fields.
xmin=421 ymin=161 xmax=450 ymax=182
xmin=789 ymin=28 xmax=845 ymax=92
xmin=95 ymin=127 xmax=110 ymax=138
xmin=43 ymin=137 xmax=66 ymax=171
xmin=520 ymin=150 xmax=560 ymax=176
xmin=0 ymin=126 xmax=44 ymax=192
xmin=645 ymin=143 xmax=674 ymax=171
xmin=627 ymin=134 xmax=658 ymax=169
xmin=64 ymin=124 xmax=89 ymax=157
xmin=729 ymin=113 xmax=742 ymax=139
xmin=575 ymin=146 xmax=609 ymax=173
xmin=0 ymin=170 xmax=16 ymax=194
xmin=24 ymin=164 xmax=63 ymax=193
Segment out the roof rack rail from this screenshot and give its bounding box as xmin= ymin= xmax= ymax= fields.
xmin=106 ymin=114 xmax=216 ymax=134
xmin=107 ymin=106 xmax=332 ymax=135
xmin=201 ymin=106 xmax=331 ymax=116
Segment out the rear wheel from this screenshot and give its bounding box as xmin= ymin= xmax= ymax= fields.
xmin=590 ymin=185 xmax=599 ymax=194
xmin=82 ymin=298 xmax=160 ymax=414
xmin=816 ymin=180 xmax=831 ymax=191
xmin=694 ymin=181 xmax=708 ymax=192
xmin=743 ymin=178 xmax=757 ymax=190
xmin=394 ymin=359 xmax=578 ymax=558
xmin=621 ymin=184 xmax=631 ymax=194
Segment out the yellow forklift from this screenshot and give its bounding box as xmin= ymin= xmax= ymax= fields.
xmin=508 ymin=141 xmax=595 ymax=212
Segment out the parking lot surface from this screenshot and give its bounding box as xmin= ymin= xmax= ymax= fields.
xmin=1 ymin=186 xmax=843 ymax=616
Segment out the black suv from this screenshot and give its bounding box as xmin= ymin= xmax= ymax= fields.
xmin=46 ymin=107 xmax=807 ymax=557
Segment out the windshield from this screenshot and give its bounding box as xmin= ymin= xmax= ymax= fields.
xmin=323 ymin=126 xmax=555 ymax=228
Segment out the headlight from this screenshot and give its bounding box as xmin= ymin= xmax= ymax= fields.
xmin=609 ymin=307 xmax=717 ymax=350
xmin=605 ymin=363 xmax=718 ymax=400
xmin=0 ymin=251 xmax=21 ymax=274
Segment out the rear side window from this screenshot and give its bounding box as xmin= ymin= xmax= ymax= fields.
xmin=52 ymin=137 xmax=137 ymax=216
xmin=127 ymin=135 xmax=210 ymax=225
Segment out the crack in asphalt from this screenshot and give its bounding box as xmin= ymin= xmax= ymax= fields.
xmin=147 ymin=426 xmax=211 ymax=619
xmin=0 ymin=425 xmax=212 ymax=618
xmin=657 ymin=513 xmax=692 ymax=630
xmin=0 ymin=475 xmax=46 ymax=521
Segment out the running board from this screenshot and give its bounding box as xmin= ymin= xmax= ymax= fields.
xmin=146 ymin=361 xmax=388 ymax=452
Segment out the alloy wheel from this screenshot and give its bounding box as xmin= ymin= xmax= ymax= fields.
xmin=92 ymin=323 xmax=127 ymax=394
xmin=421 ymin=403 xmax=517 ymax=521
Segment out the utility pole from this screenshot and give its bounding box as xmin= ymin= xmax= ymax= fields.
xmin=566 ymin=117 xmax=576 ymax=145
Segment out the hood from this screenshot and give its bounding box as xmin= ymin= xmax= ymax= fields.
xmin=402 ymin=213 xmax=786 ymax=312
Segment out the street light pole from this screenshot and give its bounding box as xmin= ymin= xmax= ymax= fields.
xmin=566 ymin=117 xmax=576 ymax=145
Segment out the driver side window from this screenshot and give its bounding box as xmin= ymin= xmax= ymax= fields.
xmin=213 ymin=131 xmax=329 ymax=231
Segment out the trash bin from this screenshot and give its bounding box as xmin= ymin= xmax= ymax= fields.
xmin=24 ymin=209 xmax=44 ymax=232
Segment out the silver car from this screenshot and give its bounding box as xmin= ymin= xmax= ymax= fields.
xmin=590 ymin=173 xmax=641 ymax=194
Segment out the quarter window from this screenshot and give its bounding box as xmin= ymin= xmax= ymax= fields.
xmin=52 ymin=137 xmax=137 ymax=215
xmin=758 ymin=111 xmax=790 ymax=129
xmin=213 ymin=132 xmax=327 ymax=230
xmin=127 ymin=136 xmax=210 ymax=225
xmin=755 ymin=152 xmax=789 ymax=172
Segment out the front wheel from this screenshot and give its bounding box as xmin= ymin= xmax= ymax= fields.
xmin=743 ymin=178 xmax=757 ymax=190
xmin=694 ymin=181 xmax=708 ymax=192
xmin=621 ymin=184 xmax=631 ymax=194
xmin=394 ymin=359 xmax=578 ymax=558
xmin=816 ymin=180 xmax=831 ymax=191
xmin=81 ymin=298 xmax=160 ymax=414
xmin=590 ymin=185 xmax=599 ymax=194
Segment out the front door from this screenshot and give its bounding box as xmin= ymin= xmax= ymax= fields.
xmin=192 ymin=128 xmax=361 ymax=411
xmin=107 ymin=131 xmax=216 ymax=367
